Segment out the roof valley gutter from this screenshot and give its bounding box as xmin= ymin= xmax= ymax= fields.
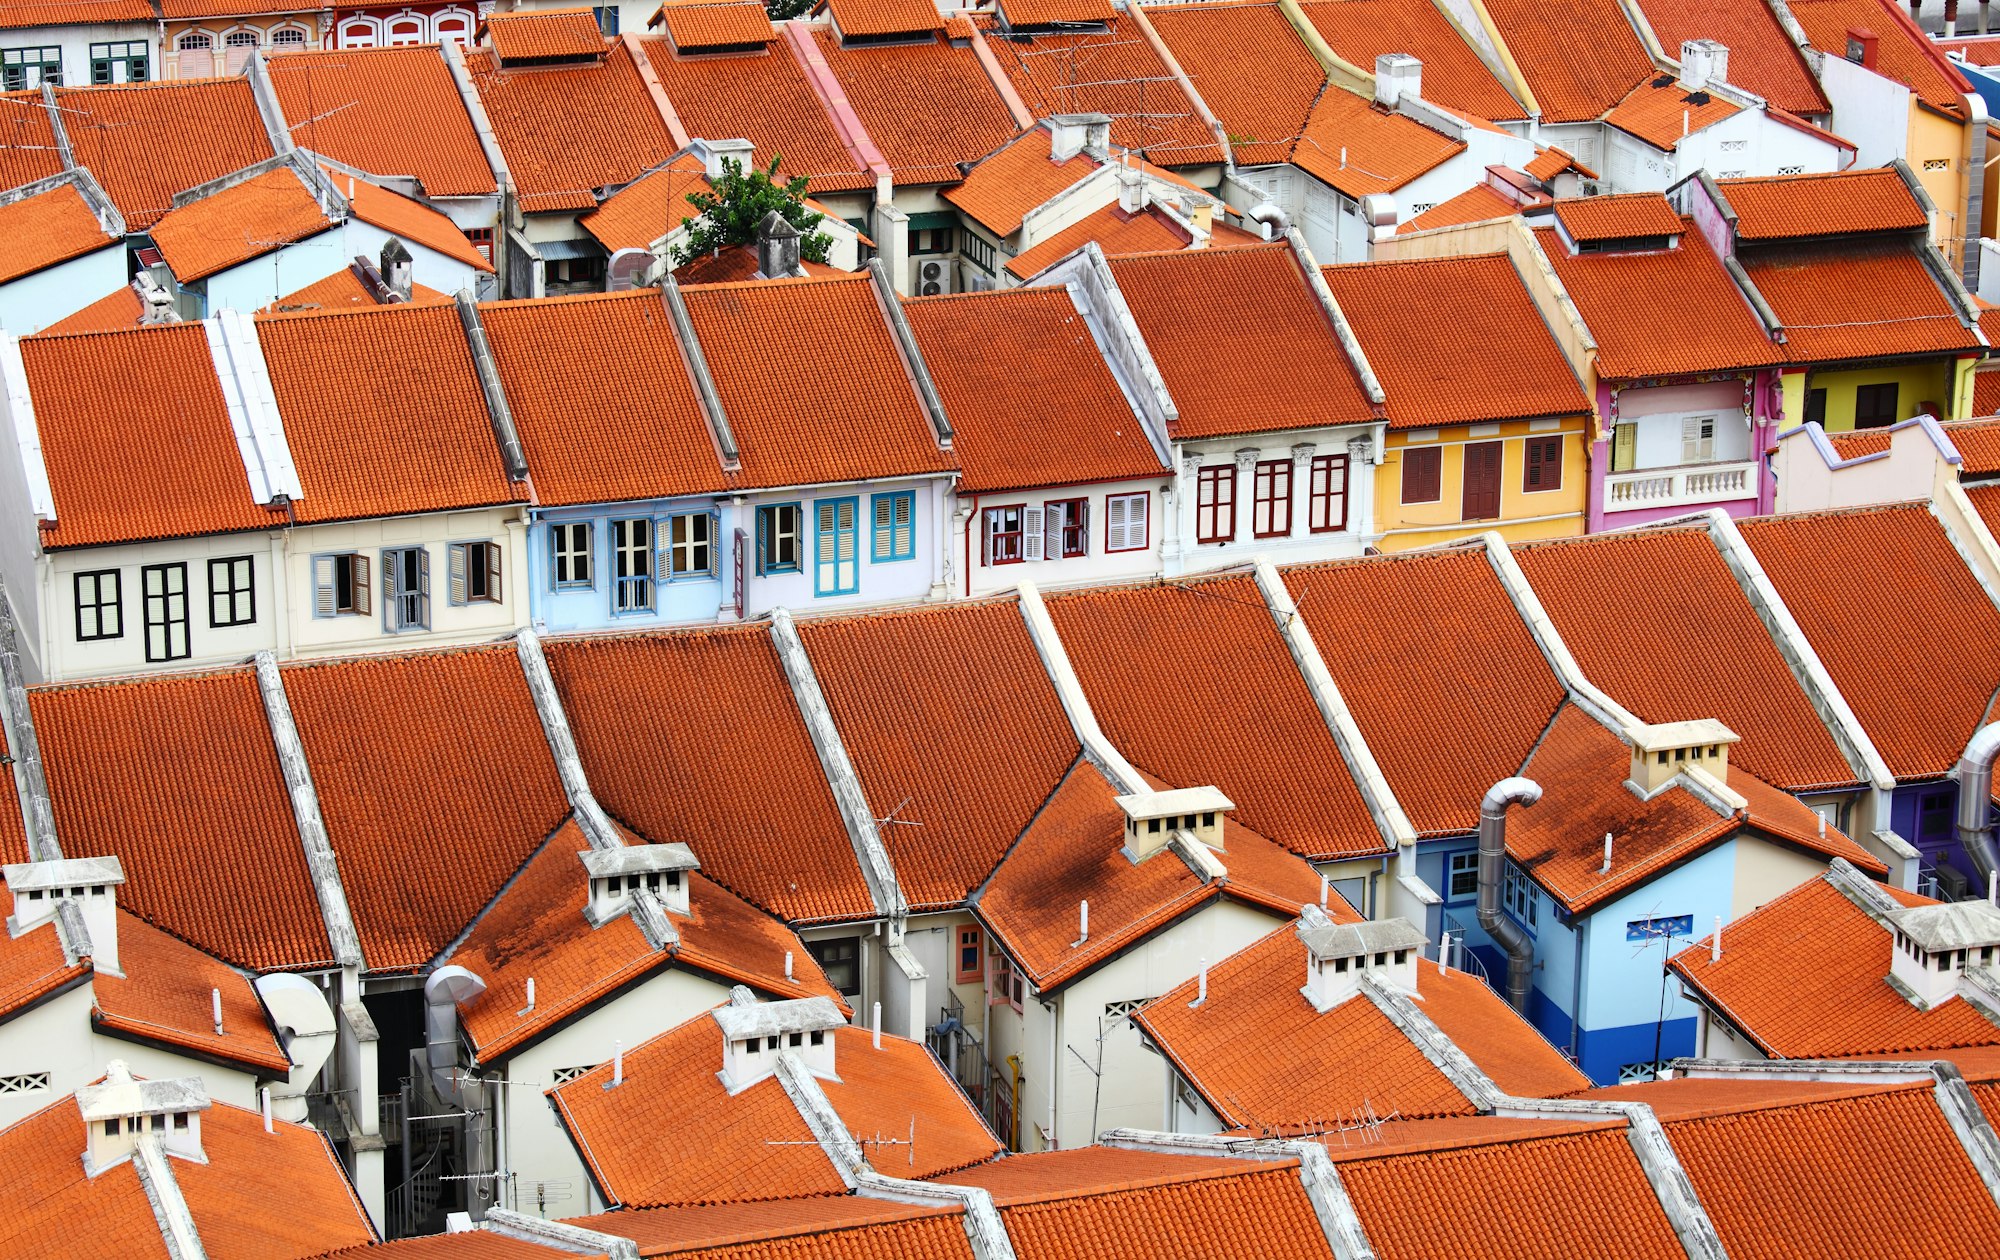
xmin=132 ymin=1133 xmax=211 ymax=1260
xmin=38 ymin=82 xmax=74 ymax=174
xmin=1098 ymin=1129 xmax=1378 ymax=1260
xmin=1358 ymin=972 xmax=1504 ymax=1108
xmin=515 ymin=628 xmax=623 ymax=852
xmin=453 ymin=291 xmax=530 ymax=481
xmin=252 ymin=650 xmax=365 ymax=971
xmin=245 ymin=50 xmax=295 ymax=157
xmin=1285 ymin=229 xmax=1385 ymax=408
xmin=1479 ymin=531 xmax=1641 ymax=738
xmin=0 ymin=572 xmax=58 ymax=863
xmin=660 ymin=277 xmax=740 ymax=469
xmin=482 ymin=1209 xmax=639 ymax=1260
xmin=1121 ymin=2 xmax=1234 ymax=172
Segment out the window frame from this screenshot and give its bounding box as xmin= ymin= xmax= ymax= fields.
xmin=664 ymin=511 xmax=715 ymax=581
xmin=1680 ymin=414 xmax=1718 ymax=465
xmin=1854 ymin=382 xmax=1900 ymax=430
xmin=448 ymin=540 xmax=503 ymax=605
xmin=206 ymin=556 xmax=255 ymax=628
xmin=610 ymin=517 xmax=654 ymax=614
xmin=756 ymin=502 xmax=803 ymax=575
xmin=1104 ymin=492 xmax=1148 ymax=553
xmin=88 ymin=40 xmax=147 ymax=84
xmin=140 ymin=562 xmax=191 ymax=663
xmin=1195 ymin=465 xmax=1236 ymax=545
xmin=73 ymin=569 xmax=122 ymax=642
xmin=1522 ymin=435 xmax=1564 ymax=494
xmin=1046 ymin=496 xmax=1088 ymax=559
xmin=1307 ymin=454 xmax=1348 ymax=534
xmin=813 ymin=496 xmax=860 ymax=597
xmin=311 ymin=552 xmax=370 ymax=618
xmin=1251 ymin=459 xmax=1292 ymax=539
xmin=1401 ymin=446 xmax=1442 ymax=505
xmin=983 ymin=504 xmax=1025 ymax=566
xmin=0 ymin=46 xmax=61 ymax=90
xmin=550 ymin=521 xmax=593 ymax=590
xmin=381 ymin=545 xmax=431 ymax=633
xmin=870 ymin=490 xmax=916 ymax=563
xmin=808 ymin=936 xmax=861 ymax=999
xmin=1501 ymin=861 xmax=1538 ymax=932
xmin=1460 ymin=439 xmax=1503 ymax=522
xmin=955 ymin=925 xmax=982 ymax=984
xmin=1445 ymin=851 xmax=1479 ymax=902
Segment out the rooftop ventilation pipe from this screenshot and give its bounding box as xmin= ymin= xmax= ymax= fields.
xmin=1476 ymin=776 xmax=1542 ymax=1012
xmin=1247 ymin=202 xmax=1289 ymax=240
xmin=1956 ymin=723 xmax=2000 ymax=883
xmin=424 ymin=965 xmax=486 ymax=1106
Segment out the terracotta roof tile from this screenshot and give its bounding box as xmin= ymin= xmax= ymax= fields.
xmin=39 ymin=285 xmax=143 ymax=334
xmin=1512 ymin=527 xmax=1858 ymax=791
xmin=283 ymin=645 xmax=569 ymax=973
xmin=1669 ymin=873 xmax=2000 ymax=1057
xmin=1005 ymin=203 xmax=1252 ymax=279
xmin=1322 ymin=254 xmax=1588 ymax=429
xmin=679 ymin=273 xmax=956 ymax=488
xmin=658 ymin=0 xmax=774 ymax=49
xmin=314 ymin=1237 xmax=580 ymax=1260
xmin=1045 ymin=575 xmax=1382 ymax=860
xmin=1944 ymin=417 xmax=2000 ymax=474
xmin=806 ymin=30 xmax=1016 ymax=187
xmin=28 ymin=669 xmax=334 ymax=971
xmin=636 ymin=40 xmax=871 ymax=194
xmin=1789 ymin=0 xmax=1971 ymax=116
xmin=53 ymin=80 xmax=276 ymax=230
xmin=1975 ymin=482 xmax=2000 ymax=533
xmin=1299 ymin=0 xmax=1525 ymax=121
xmin=1143 ymin=2 xmax=1321 ymax=167
xmin=1395 ymin=182 xmax=1522 ymax=234
xmin=796 ymin=599 xmax=1079 ymax=911
xmin=0 ymin=183 xmax=114 ymax=285
xmin=484 ymin=7 xmax=610 ymax=60
xmin=93 ymin=914 xmax=292 ymax=1074
xmin=150 ymin=167 xmax=331 ymax=283
xmin=942 ymin=128 xmax=1096 ymax=238
xmin=1280 ymin=549 xmax=1564 ymax=836
xmin=19 ymin=322 xmax=278 ymax=548
xmin=1105 ymin=243 xmax=1378 ymax=437
xmin=904 ymin=286 xmax=1168 ymax=491
xmin=581 ymin=154 xmax=708 ymax=254
xmin=989 ymin=1157 xmax=1337 ymax=1260
xmin=1602 ymin=75 xmax=1742 ymax=150
xmin=1740 ymin=238 xmax=1981 ymax=365
xmin=270 ymin=267 xmax=450 ymax=313
xmin=478 ymin=288 xmax=727 ymax=506
xmin=1475 ymin=0 xmax=1652 ymax=122
xmin=267 ymin=46 xmax=497 ymax=198
xmin=1738 ymin=504 xmax=2000 ymax=780
xmin=675 ymin=249 xmax=845 ymax=283
xmin=1718 ymin=167 xmax=1926 ymax=240
xmin=944 ymin=1146 xmax=1251 ymax=1199
xmin=0 ymin=88 xmax=63 ymax=191
xmin=1288 ymin=88 xmax=1466 ymax=198
xmin=974 ymin=17 xmax=1222 ymax=165
xmin=567 ymin=1197 xmax=964 ymax=1258
xmin=0 ymin=919 xmax=85 ymax=1026
xmin=995 ymin=0 xmax=1112 ymax=25
xmin=1634 ymin=0 xmax=1828 ymax=114
xmin=1941 ymin=35 xmax=2000 ymax=66
xmin=544 ymin=628 xmax=875 ymax=925
xmin=0 ymin=0 xmax=149 ymax=27
xmin=1551 ymin=192 xmax=1684 ymax=242
xmin=1536 ymin=224 xmax=1783 ymax=377
xmin=255 ymin=301 xmax=526 ymax=523
xmin=824 ymin=0 xmax=942 ymax=37
xmin=465 ymin=40 xmax=678 ymax=213
xmin=341 ymin=175 xmax=493 ymax=271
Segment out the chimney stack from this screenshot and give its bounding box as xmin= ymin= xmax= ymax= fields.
xmin=1679 ymin=39 xmax=1729 ymax=91
xmin=1297 ymin=905 xmax=1427 ymax=1012
xmin=689 ymin=136 xmax=755 ymax=181
xmin=378 ymin=238 xmax=414 ymax=303
xmin=581 ymin=843 xmax=698 ymax=924
xmin=1373 ymin=53 xmax=1422 ymax=110
xmin=5 ymin=855 xmax=126 ymax=975
xmin=754 ymin=210 xmax=804 ymax=280
xmin=1886 ymin=901 xmax=2000 ymax=1010
xmin=1845 ymin=27 xmax=1878 ymax=69
xmin=713 ymin=992 xmax=844 ymax=1093
xmin=1624 ymin=719 xmax=1740 ymax=798
xmin=1114 ymin=786 xmax=1233 ymax=862
xmin=1115 ymin=165 xmax=1146 ymax=215
xmin=78 ymin=1063 xmax=210 ymax=1176
xmin=1046 ymin=113 xmax=1111 ymax=163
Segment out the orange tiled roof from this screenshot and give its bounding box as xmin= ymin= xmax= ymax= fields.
xmin=1943 ymin=416 xmax=2000 ymax=474
xmin=905 ymin=286 xmax=1168 ymax=492
xmin=824 ymin=0 xmax=942 ymax=37
xmin=797 ymin=600 xmax=1082 ymax=912
xmin=1789 ymin=0 xmax=1971 ymax=117
xmin=946 ymin=1146 xmax=1251 ymax=1199
xmin=20 ymin=323 xmax=278 ymax=549
xmin=268 ymin=47 xmax=497 ymax=199
xmin=29 ymin=669 xmax=335 ymax=971
xmin=256 ymin=301 xmax=526 ymax=523
xmin=1136 ymin=921 xmax=1584 ymax=1132
xmin=1287 ymin=87 xmax=1465 ymax=198
xmin=943 ymin=128 xmax=1098 ymax=239
xmin=1744 ymin=238 xmax=1981 ymax=365
xmin=1512 ymin=527 xmax=1860 ymax=792
xmin=996 ymin=0 xmax=1112 ymax=24
xmin=1475 ymin=0 xmax=1653 ymax=122
xmin=484 ymin=7 xmax=609 ymax=59
xmin=1300 ymin=0 xmax=1525 ymax=122
xmin=551 ymin=1016 xmax=998 ymax=1207
xmin=1739 ymin=504 xmax=2000 ymax=781
xmin=1941 ymin=35 xmax=2000 ymax=66
xmin=0 ymin=0 xmax=148 ymax=26
xmin=569 ymin=1197 xmax=969 ymax=1258
xmin=447 ymin=820 xmax=840 ymax=1061
xmin=150 ymin=166 xmax=332 ymax=283
xmin=1976 ymin=481 xmax=2000 ymax=534
xmin=283 ymin=645 xmax=569 ymax=974
xmin=0 ymin=183 xmax=114 ymax=285
xmin=1045 ymin=575 xmax=1382 ymax=861
xmin=340 ymin=175 xmax=493 ymax=272
xmin=39 ymin=285 xmax=143 ymax=335
xmin=1280 ymin=549 xmax=1564 ymax=837
xmin=478 ymin=288 xmax=727 ymax=507
xmin=1508 ymin=705 xmax=1882 ymax=913
xmin=1719 ymin=167 xmax=1928 ymax=240
xmin=658 ymin=0 xmax=774 ymax=49
xmin=0 ymin=917 xmax=86 ymax=1027
xmin=1321 ymin=254 xmax=1588 ymax=430
xmin=465 ymin=40 xmax=678 ymax=213
xmin=1551 ymin=192 xmax=1684 ymax=242
xmin=1106 ymin=243 xmax=1378 ymax=437
xmin=1004 ymin=203 xmax=1258 ymax=279
xmin=679 ymin=272 xmax=957 ymax=489
xmin=806 ymin=29 xmax=1015 ymax=187
xmin=1144 ymin=2 xmax=1322 ymax=167
xmin=636 ymin=39 xmax=872 ymax=195
xmin=1396 ymin=182 xmax=1523 ymax=234
xmin=1524 ymin=146 xmax=1596 ymax=180
xmin=581 ymin=155 xmax=709 ymax=254
xmin=1634 ymin=0 xmax=1829 ymax=115
xmin=1669 ymin=873 xmax=2000 ymax=1057
xmin=544 ymin=628 xmax=875 ymax=925
xmin=269 ymin=267 xmax=450 ymax=313
xmin=54 ymin=80 xmax=276 ymax=231
xmin=1536 ymin=224 xmax=1783 ymax=377
xmin=1602 ymin=75 xmax=1742 ymax=150
xmin=93 ymin=914 xmax=292 ymax=1075
xmin=313 ymin=1237 xmax=575 ymax=1260
xmin=0 ymin=88 xmax=63 ymax=192
xmin=675 ymin=249 xmax=845 ymax=284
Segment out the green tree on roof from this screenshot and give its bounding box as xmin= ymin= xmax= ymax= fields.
xmin=670 ymin=155 xmax=833 ymax=269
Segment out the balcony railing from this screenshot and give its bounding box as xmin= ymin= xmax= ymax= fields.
xmin=1605 ymin=460 xmax=1757 ymax=512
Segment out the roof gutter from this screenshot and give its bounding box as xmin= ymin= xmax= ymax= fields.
xmin=1476 ymin=776 xmax=1540 ymax=1011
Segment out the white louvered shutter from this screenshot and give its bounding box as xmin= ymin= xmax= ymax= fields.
xmin=449 ymin=544 xmax=468 ymax=606
xmin=817 ymin=501 xmax=839 ymax=594
xmin=381 ymin=553 xmax=395 ymax=621
xmin=417 ymin=548 xmax=431 ymax=627
xmin=981 ymin=510 xmax=994 ymax=566
xmin=893 ymin=493 xmax=913 ymax=557
xmin=1073 ymin=499 xmax=1089 ymax=556
xmin=486 ymin=541 xmax=503 ymax=602
xmin=313 ymin=556 xmax=336 ymax=617
xmin=352 ymin=554 xmax=370 ymax=615
xmin=655 ymin=519 xmax=672 ymax=581
xmin=1022 ymin=506 xmax=1044 ymax=561
xmin=1044 ymin=503 xmax=1063 ymax=560
xmin=1127 ymin=494 xmax=1147 ymax=549
xmin=873 ymin=495 xmax=895 ymax=560
xmin=1106 ymin=497 xmax=1128 ymax=552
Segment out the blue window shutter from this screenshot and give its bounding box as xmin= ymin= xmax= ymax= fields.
xmin=894 ymin=492 xmax=913 ymax=559
xmin=815 ymin=500 xmax=837 ymax=596
xmin=708 ymin=511 xmax=720 ymax=577
xmin=872 ymin=494 xmax=893 ymax=561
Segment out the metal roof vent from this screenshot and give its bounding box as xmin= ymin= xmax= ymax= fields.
xmin=78 ymin=1062 xmax=210 ymax=1176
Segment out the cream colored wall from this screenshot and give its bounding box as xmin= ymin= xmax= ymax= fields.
xmin=1729 ymin=836 xmax=1837 ymax=921
xmin=283 ymin=507 xmax=527 ymax=657
xmin=42 ymin=531 xmax=281 ymax=681
xmin=1910 ymin=106 xmax=1970 ymax=273
xmin=0 ymin=985 xmax=92 ymax=1129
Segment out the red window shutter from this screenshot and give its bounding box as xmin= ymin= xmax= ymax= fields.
xmin=1402 ymin=448 xmax=1441 ymax=505
xmin=1462 ymin=441 xmax=1502 ymax=521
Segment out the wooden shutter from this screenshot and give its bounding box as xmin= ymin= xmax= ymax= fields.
xmin=755 ymin=507 xmax=769 ymax=576
xmin=893 ymin=492 xmax=913 ymax=557
xmin=1105 ymin=496 xmax=1128 ymax=551
xmin=1022 ymin=506 xmax=1044 ymax=561
xmin=835 ymin=500 xmax=857 ymax=591
xmin=352 ymin=554 xmax=370 ymax=615
xmin=980 ymin=509 xmax=994 ymax=567
xmin=1043 ymin=502 xmax=1063 ymax=560
xmin=448 ymin=544 xmax=468 ymax=606
xmin=707 ymin=512 xmax=721 ymax=577
xmin=1073 ymin=499 xmax=1089 ymax=556
xmin=1612 ymin=423 xmax=1637 ymax=472
xmin=313 ymin=556 xmax=335 ymax=617
xmin=487 ymin=541 xmax=503 ymax=602
xmin=873 ymin=495 xmax=895 ymax=560
xmin=416 ymin=548 xmax=431 ymax=626
xmin=1402 ymin=448 xmax=1441 ymax=504
xmin=1461 ymin=441 xmax=1501 ymax=521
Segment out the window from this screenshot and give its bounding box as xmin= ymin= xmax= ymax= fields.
xmin=808 ymin=937 xmax=860 ymax=998
xmin=983 ymin=505 xmax=1024 ymax=565
xmin=449 ymin=541 xmax=502 ymax=604
xmin=1252 ymin=459 xmax=1292 ymax=538
xmin=813 ymin=498 xmax=859 ymax=596
xmin=1046 ymin=498 xmax=1087 ymax=558
xmin=1626 ymin=914 xmax=1694 ymax=942
xmin=1308 ymin=454 xmax=1348 ymax=533
xmin=89 ymin=41 xmax=147 ymax=83
xmin=74 ymin=570 xmax=122 ymax=641
xmin=1680 ymin=414 xmax=1717 ymax=464
xmin=224 ymin=29 xmax=259 ymax=46
xmin=311 ymin=553 xmax=371 ymax=617
xmin=1611 ymin=422 xmax=1637 ymax=472
xmin=1461 ymin=440 xmax=1502 ymax=521
xmin=549 ymin=1064 xmax=598 ymax=1086
xmin=1102 ymin=998 xmax=1149 ymax=1022
xmin=1401 ymin=447 xmax=1441 ymax=504
xmin=611 ymin=518 xmax=653 ymax=612
xmin=665 ymin=512 xmax=714 ymax=578
xmin=1195 ymin=465 xmax=1235 ymax=544
xmin=1105 ymin=492 xmax=1148 ymax=552
xmin=383 ymin=18 xmax=422 ymax=43
xmin=1446 ymin=851 xmax=1479 ymax=901
xmin=1855 ymin=382 xmax=1900 ymax=429
xmin=871 ymin=491 xmax=915 ymax=562
xmin=140 ymin=563 xmax=190 ymax=662
xmin=1522 ymin=436 xmax=1563 ymax=493
xmin=207 ymin=557 xmax=255 ymax=627
xmin=270 ymin=25 xmax=308 ymax=46
xmin=912 ymin=227 xmax=954 ymax=254
xmin=1804 ymin=388 xmax=1827 ymax=428
xmin=178 ymin=32 xmax=211 ymax=50
xmin=986 ymin=939 xmax=1024 ymax=1012
xmin=1502 ymin=862 xmax=1537 ymax=930
xmin=956 ymin=926 xmax=982 ymax=984
xmin=1 ymin=46 xmax=60 ymax=90
xmin=757 ymin=503 xmax=802 ymax=574
xmin=382 ymin=547 xmax=430 ymax=632
xmin=551 ymin=522 xmax=592 ymax=588
xmin=464 ymin=226 xmax=494 ymax=265
xmin=961 ymin=231 xmax=996 ymax=275
xmin=1917 ymin=788 xmax=1955 ymax=847
xmin=592 ymin=3 xmax=619 ymax=33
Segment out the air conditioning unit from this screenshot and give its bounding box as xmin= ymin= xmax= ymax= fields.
xmin=918 ymin=258 xmax=955 ymax=297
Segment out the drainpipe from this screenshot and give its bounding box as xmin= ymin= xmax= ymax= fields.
xmin=1956 ymin=723 xmax=2000 ymax=882
xmin=1476 ymin=776 xmax=1541 ymax=1012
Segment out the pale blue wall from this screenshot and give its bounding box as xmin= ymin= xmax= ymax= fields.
xmin=0 ymin=248 xmax=127 ymax=334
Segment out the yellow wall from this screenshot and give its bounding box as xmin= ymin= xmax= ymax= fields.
xmin=1802 ymin=359 xmax=1962 ymax=432
xmin=1910 ymin=105 xmax=1970 ymax=273
xmin=1374 ymin=417 xmax=1589 ymax=551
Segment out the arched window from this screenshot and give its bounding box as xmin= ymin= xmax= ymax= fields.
xmin=223 ymin=29 xmax=259 ymax=46
xmin=337 ymin=16 xmax=380 ymax=47
xmin=432 ymin=10 xmax=471 ymax=42
xmin=386 ymin=16 xmax=424 ymax=44
xmin=269 ymin=26 xmax=307 ymax=46
xmin=176 ymin=31 xmax=211 ymax=49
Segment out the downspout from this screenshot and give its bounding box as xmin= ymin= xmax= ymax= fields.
xmin=1476 ymin=776 xmax=1541 ymax=1012
xmin=1956 ymin=723 xmax=2000 ymax=881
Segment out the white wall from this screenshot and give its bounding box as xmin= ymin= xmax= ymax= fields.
xmin=0 ymin=248 xmax=128 ymax=335
xmin=1818 ymin=56 xmax=1914 ymax=167
xmin=1168 ymin=428 xmax=1377 ymax=577
xmin=0 ymin=22 xmax=156 ymax=89
xmin=1672 ymin=108 xmax=1845 ymax=184
xmin=204 ymin=219 xmax=488 ymax=314
xmin=284 ymin=508 xmax=528 ymax=658
xmin=957 ymin=476 xmax=1166 ymax=599
xmin=41 ymin=532 xmax=281 ymax=681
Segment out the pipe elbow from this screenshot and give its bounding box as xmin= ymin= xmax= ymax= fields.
xmin=1481 ymin=776 xmax=1543 ymax=819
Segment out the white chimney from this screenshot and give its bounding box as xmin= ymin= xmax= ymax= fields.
xmin=77 ymin=1062 xmax=210 ymax=1176
xmin=1625 ymin=719 xmax=1740 ymax=798
xmin=713 ymin=989 xmax=844 ymax=1094
xmin=580 ymin=843 xmax=698 ymax=924
xmin=1679 ymin=39 xmax=1729 ymax=92
xmin=1886 ymin=902 xmax=2000 ymax=1010
xmin=689 ymin=136 xmax=755 ymax=180
xmin=1115 ymin=786 xmax=1234 ymax=862
xmin=1046 ymin=113 xmax=1112 ymax=163
xmin=1374 ymin=53 xmax=1422 ymax=110
xmin=6 ymin=855 xmax=126 ymax=975
xmin=1297 ymin=906 xmax=1428 ymax=1012
xmin=1116 ymin=165 xmax=1147 ymax=215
